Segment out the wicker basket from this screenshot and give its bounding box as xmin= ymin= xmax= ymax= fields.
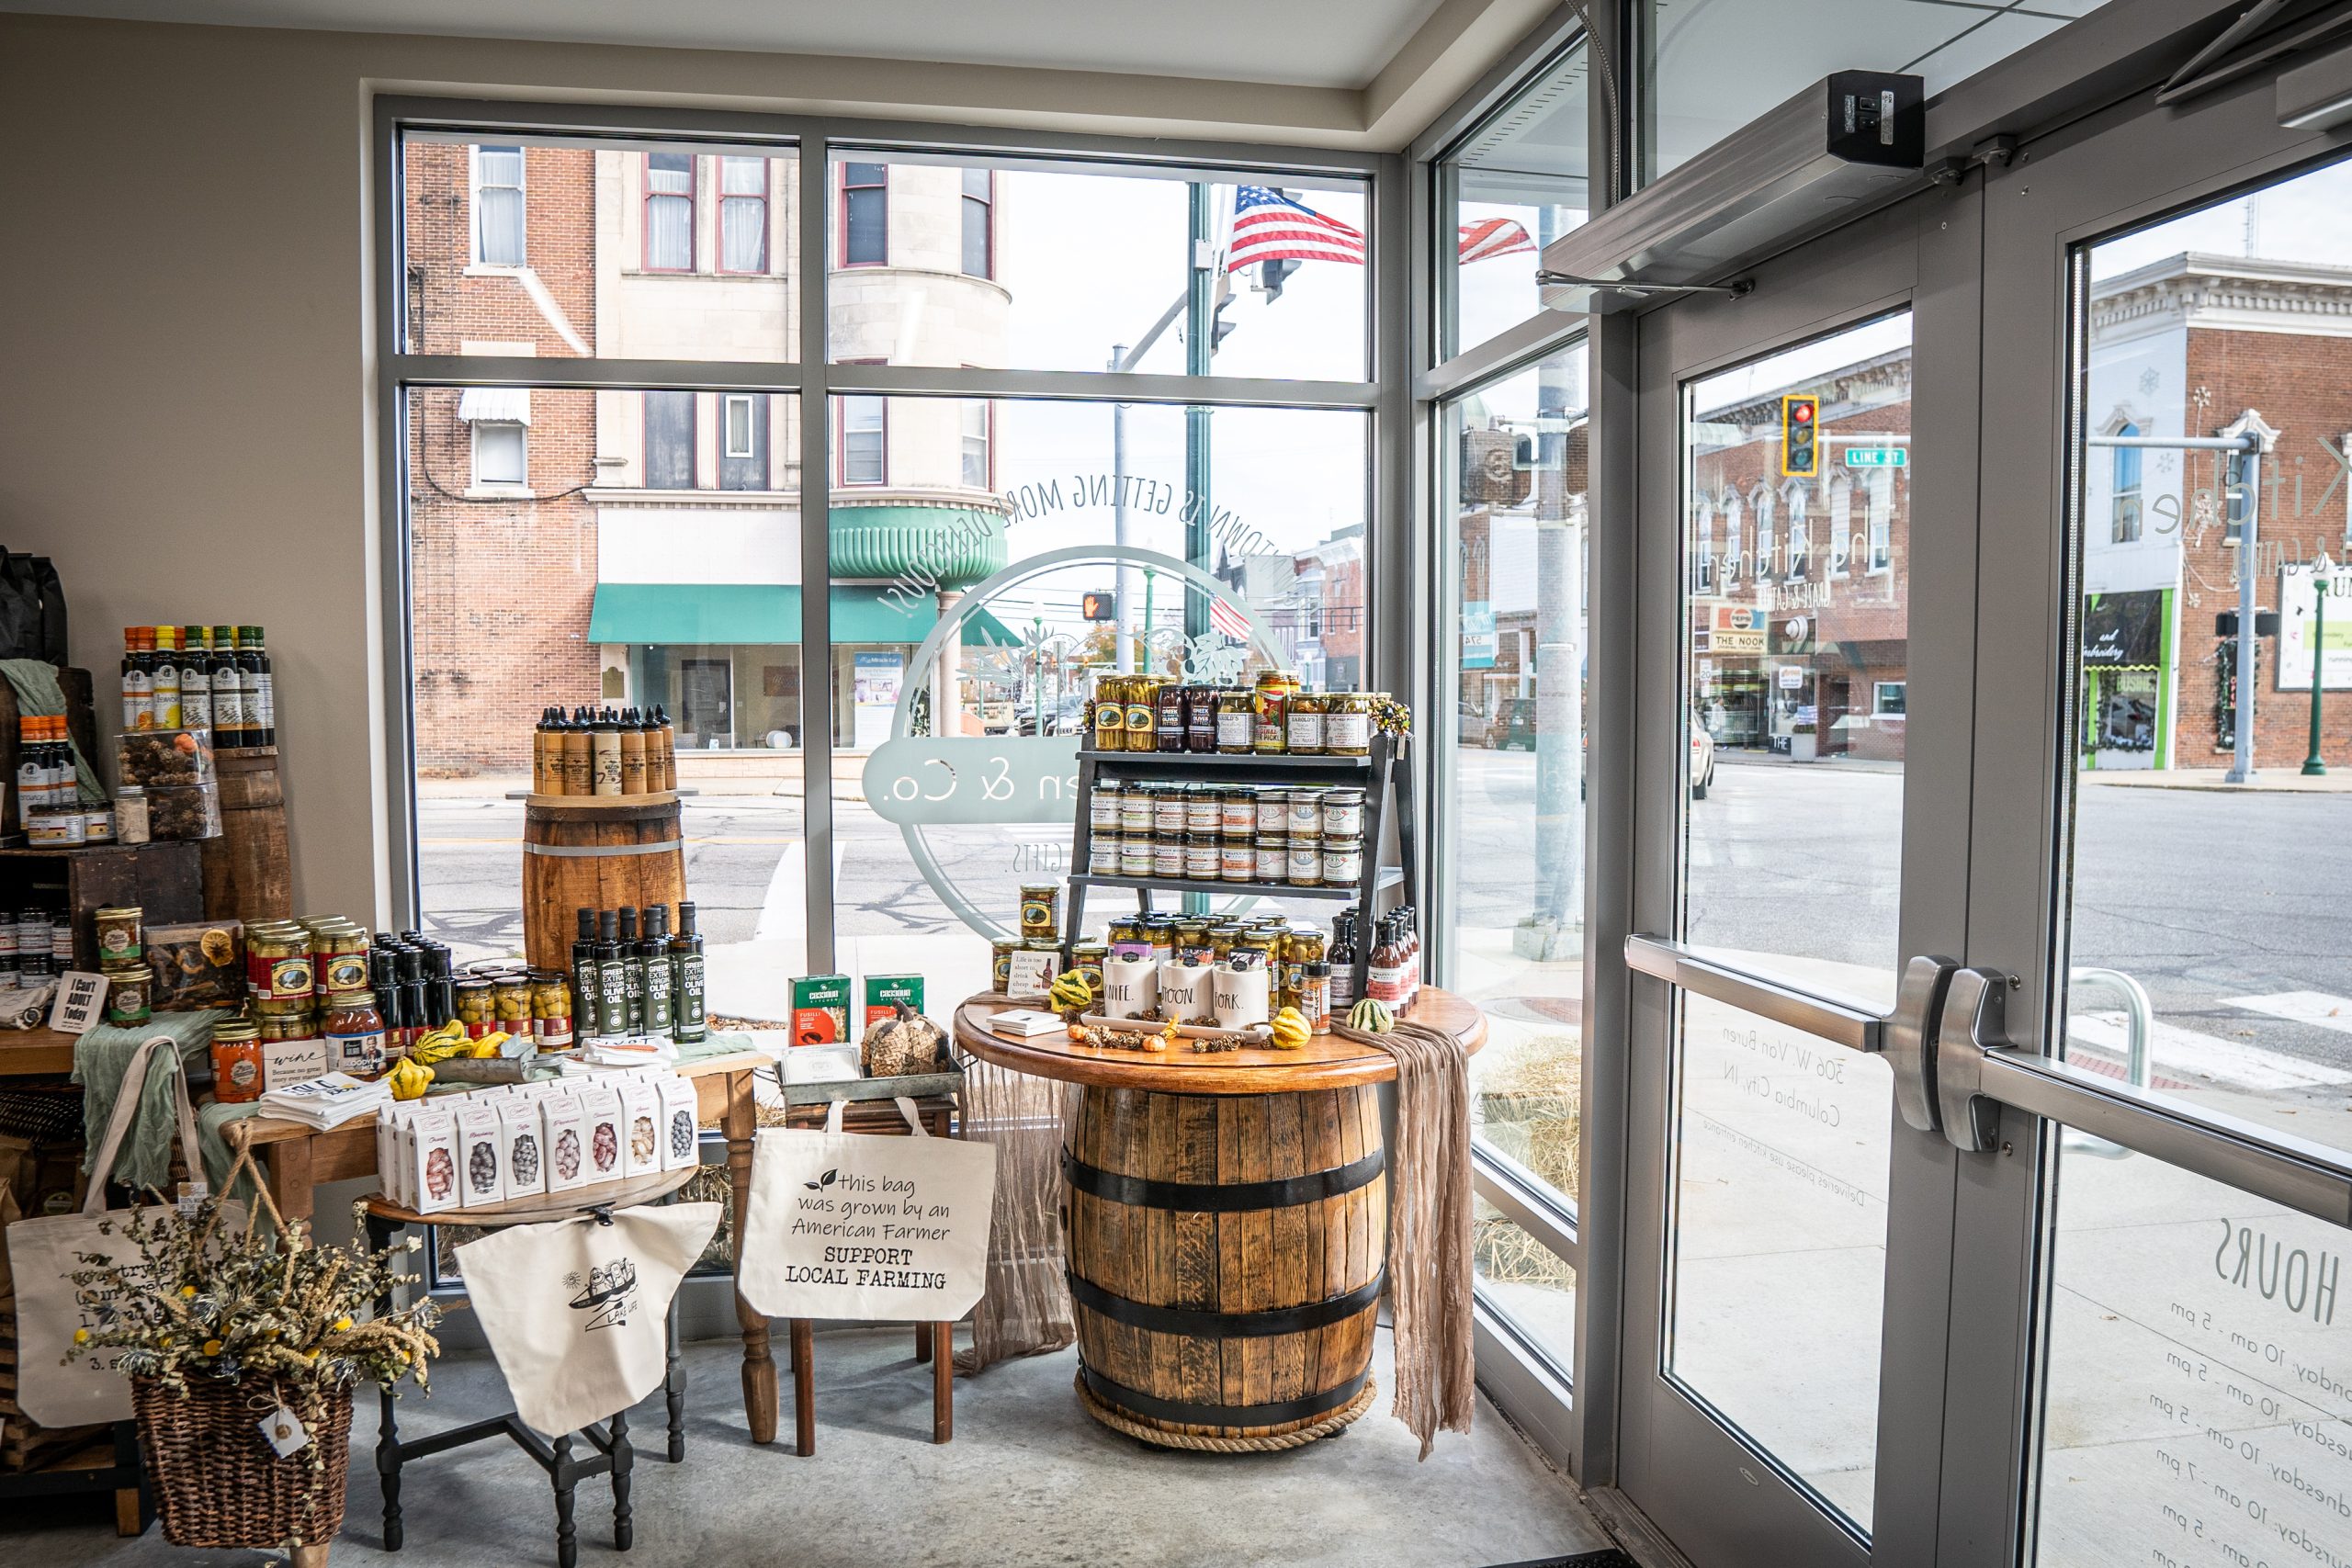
xmin=130 ymin=1373 xmax=353 ymax=1549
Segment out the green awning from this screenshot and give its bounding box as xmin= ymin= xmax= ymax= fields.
xmin=588 ymin=583 xmax=1018 ymax=648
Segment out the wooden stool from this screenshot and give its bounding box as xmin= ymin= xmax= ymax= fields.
xmin=775 ymin=1092 xmax=958 ymax=1455
xmin=361 ymin=1172 xmax=697 ymax=1568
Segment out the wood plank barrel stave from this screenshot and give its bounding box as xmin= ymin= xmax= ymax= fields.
xmin=521 ymin=796 xmax=686 ymax=973
xmin=1065 ymin=1082 xmax=1385 ymax=1444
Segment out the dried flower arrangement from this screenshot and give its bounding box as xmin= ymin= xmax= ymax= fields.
xmin=66 ymin=1190 xmax=442 ymax=1461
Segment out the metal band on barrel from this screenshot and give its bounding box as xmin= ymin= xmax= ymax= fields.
xmin=1061 ymin=1147 xmax=1385 ymax=1212
xmin=1066 ymin=1268 xmax=1385 ymax=1338
xmin=520 ymin=840 xmax=680 ymax=858
xmin=1079 ymin=1363 xmax=1373 ymax=1428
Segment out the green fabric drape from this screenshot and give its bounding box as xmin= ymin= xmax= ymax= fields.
xmin=0 ymin=658 xmax=107 ymax=800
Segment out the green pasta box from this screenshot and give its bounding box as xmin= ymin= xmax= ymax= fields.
xmin=789 ymin=974 xmax=851 ymax=1045
xmin=863 ymin=974 xmax=925 ymax=1029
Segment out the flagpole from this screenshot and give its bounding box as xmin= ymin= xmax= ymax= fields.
xmin=1184 ymin=183 xmax=1214 ymax=643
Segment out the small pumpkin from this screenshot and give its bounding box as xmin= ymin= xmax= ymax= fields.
xmin=863 ymin=1003 xmax=950 ymax=1077
xmin=1268 ymin=1006 xmax=1312 ymax=1051
xmin=1349 ymin=998 xmax=1395 ymax=1034
xmin=1048 ymin=969 xmax=1097 ymax=1016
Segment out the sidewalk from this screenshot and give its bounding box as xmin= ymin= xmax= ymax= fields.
xmin=2077 ymin=766 xmax=2352 ymax=793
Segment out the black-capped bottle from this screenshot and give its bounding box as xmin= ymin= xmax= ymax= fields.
xmin=671 ymin=901 xmax=707 ymax=1043
xmin=1329 ymin=910 xmax=1359 ymax=1017
xmin=571 ymin=907 xmax=603 ymax=1035
xmin=179 ymin=626 xmax=214 ymax=743
xmin=617 ymin=906 xmax=645 ymax=1033
xmin=595 ymin=910 xmax=629 ymax=1037
xmin=421 ymin=941 xmax=456 ymax=1029
xmin=639 ymin=903 xmax=674 ymax=1036
xmin=237 ymin=626 xmax=275 ymax=748
xmin=209 ymin=625 xmax=247 ymax=749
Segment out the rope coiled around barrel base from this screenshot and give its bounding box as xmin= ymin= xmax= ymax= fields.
xmin=1074 ymin=1370 xmax=1377 ymax=1451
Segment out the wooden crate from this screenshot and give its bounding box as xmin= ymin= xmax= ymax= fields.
xmin=0 ymin=842 xmax=202 ymax=973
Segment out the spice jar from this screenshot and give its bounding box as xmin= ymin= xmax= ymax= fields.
xmin=1286 ymin=692 xmax=1327 ymax=755
xmin=1214 ymin=688 xmax=1254 ymax=754
xmin=1251 ymin=671 xmax=1295 ymax=754
xmin=115 ymin=785 xmax=151 ymax=844
xmin=323 ymin=988 xmax=389 ymax=1077
xmin=209 ymin=1021 xmax=264 ymax=1104
xmin=1324 ymin=692 xmax=1374 ymax=756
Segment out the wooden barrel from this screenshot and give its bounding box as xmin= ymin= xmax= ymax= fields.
xmin=1063 ymin=1083 xmax=1387 ymax=1444
xmin=520 ymin=795 xmax=686 ymax=971
xmin=198 ymin=746 xmax=293 ymax=923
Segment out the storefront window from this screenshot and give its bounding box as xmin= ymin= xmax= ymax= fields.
xmin=1473 ymin=1198 xmax=1576 ymax=1377
xmin=1438 ymin=344 xmax=1588 ymax=1210
xmin=1438 ymin=40 xmax=1589 ymax=357
xmin=399 ymin=131 xmax=796 ymax=360
xmin=825 ymin=153 xmax=1368 ymax=382
xmin=832 ymin=396 xmax=1372 ymax=1005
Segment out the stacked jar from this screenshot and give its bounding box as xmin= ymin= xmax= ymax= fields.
xmin=1091 ymin=779 xmax=1368 ymax=890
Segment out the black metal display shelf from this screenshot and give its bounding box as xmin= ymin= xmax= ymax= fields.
xmin=1069 ymin=868 xmax=1404 ymax=904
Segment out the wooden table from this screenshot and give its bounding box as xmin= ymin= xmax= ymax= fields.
xmin=222 ymin=1052 xmax=785 ymax=1449
xmin=952 ymin=988 xmax=1484 ymax=1450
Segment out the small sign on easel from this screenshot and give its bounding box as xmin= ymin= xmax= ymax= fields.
xmin=49 ymin=971 xmax=108 ymax=1035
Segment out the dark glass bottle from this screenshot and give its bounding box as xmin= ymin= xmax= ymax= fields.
xmin=211 ymin=624 xmax=247 ymax=749
xmin=1329 ymin=911 xmax=1359 ymax=1016
xmin=616 ymin=906 xmax=645 ymax=1032
xmin=639 ymin=903 xmax=674 ymax=1036
xmin=671 ymin=901 xmax=707 ymax=1043
xmin=571 ymin=907 xmax=603 ymax=1037
xmin=595 ymin=910 xmax=629 ymax=1037
xmin=421 ymin=942 xmax=456 ymax=1031
xmin=237 ymin=626 xmax=275 ymax=748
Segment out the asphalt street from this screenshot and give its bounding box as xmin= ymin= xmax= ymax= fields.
xmin=416 ymin=750 xmax=2352 ymax=1080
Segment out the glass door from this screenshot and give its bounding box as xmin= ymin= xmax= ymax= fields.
xmin=1617 ymin=181 xmax=1983 ymax=1566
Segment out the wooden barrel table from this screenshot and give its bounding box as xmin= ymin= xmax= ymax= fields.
xmin=955 ymin=988 xmax=1485 ymax=1450
xmin=520 ymin=794 xmax=687 ymax=971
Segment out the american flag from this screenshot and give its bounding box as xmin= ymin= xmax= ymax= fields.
xmin=1458 ymin=217 xmax=1536 ymax=263
xmin=1226 ymin=186 xmax=1365 ymax=272
xmin=1207 ymin=596 xmax=1252 ymax=641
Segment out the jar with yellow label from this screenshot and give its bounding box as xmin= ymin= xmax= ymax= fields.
xmin=1251 ymin=670 xmax=1295 ymax=754
xmin=313 ymin=927 xmax=371 ymax=997
xmin=1018 ymin=883 xmax=1060 ymax=939
xmin=990 ymin=938 xmax=1017 ymax=992
xmin=1069 ymin=942 xmax=1109 ymax=994
xmin=1125 ymin=679 xmax=1162 ymax=751
xmin=1092 ymin=677 xmax=1128 ymax=751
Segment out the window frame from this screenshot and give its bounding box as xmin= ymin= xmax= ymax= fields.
xmin=717 ymin=155 xmax=771 ymax=276
xmin=838 ymin=160 xmax=888 ymax=269
xmin=958 ymin=396 xmax=992 ymax=490
xmin=641 ymin=388 xmax=699 ymax=491
xmin=960 ymin=166 xmax=996 ymax=280
xmin=723 ymin=392 xmax=759 ymax=460
xmin=469 ymin=418 xmax=527 ymax=488
xmin=837 ymin=378 xmax=888 ymax=487
xmin=642 ymin=151 xmax=698 ymax=275
xmin=469 ymin=143 xmax=527 ymax=267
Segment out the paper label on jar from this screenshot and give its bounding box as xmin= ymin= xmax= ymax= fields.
xmin=1287 ymin=712 xmax=1323 ymax=749
xmin=326 ymin=1027 xmax=386 ymax=1076
xmin=267 ymin=955 xmax=314 ymax=998
xmin=1215 ymin=711 xmax=1251 ymax=748
xmin=1326 ymin=711 xmax=1371 ymax=750
xmin=322 ymin=953 xmax=368 ymax=992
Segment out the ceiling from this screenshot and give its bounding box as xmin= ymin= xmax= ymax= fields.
xmin=0 ymin=0 xmax=1458 ymax=88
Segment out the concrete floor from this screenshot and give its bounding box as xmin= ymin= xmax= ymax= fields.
xmin=12 ymin=1328 xmax=1613 ymax=1568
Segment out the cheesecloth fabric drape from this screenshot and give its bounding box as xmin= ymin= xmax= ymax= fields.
xmin=953 ymin=992 xmax=1076 ymax=1372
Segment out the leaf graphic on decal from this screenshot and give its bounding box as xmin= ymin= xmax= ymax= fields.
xmin=804 ymin=1168 xmax=837 ymax=1191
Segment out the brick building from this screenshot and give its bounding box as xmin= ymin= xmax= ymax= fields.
xmin=1687 ymin=349 xmax=1914 ymax=761
xmin=1453 ymin=374 xmax=1589 ymax=749
xmin=2086 ymin=253 xmax=2352 ymax=771
xmin=402 ymin=141 xmax=1012 ymax=773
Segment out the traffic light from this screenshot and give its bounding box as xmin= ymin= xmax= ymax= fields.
xmin=2215 ymin=610 xmax=2280 ymax=637
xmin=1212 ymin=291 xmax=1240 ymax=354
xmin=1781 ymin=395 xmax=1819 ymax=478
xmin=1260 ymin=257 xmax=1302 ymax=301
xmin=1081 ymin=591 xmax=1117 ymax=622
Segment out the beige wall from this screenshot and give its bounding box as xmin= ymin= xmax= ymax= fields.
xmin=0 ymin=12 xmax=1465 ymax=923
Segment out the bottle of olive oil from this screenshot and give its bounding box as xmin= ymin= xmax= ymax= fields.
xmin=210 ymin=625 xmax=247 ymax=749
xmin=595 ymin=910 xmax=629 ymax=1037
xmin=571 ymin=907 xmax=603 ymax=1034
xmin=671 ymin=901 xmax=707 ymax=1043
xmin=639 ymin=904 xmax=674 ymax=1036
xmin=178 ymin=626 xmax=214 ymax=742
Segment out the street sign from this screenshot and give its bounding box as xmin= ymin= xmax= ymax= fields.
xmin=1461 ymin=602 xmax=1496 ymax=669
xmin=1845 ymin=446 xmax=1907 ymax=468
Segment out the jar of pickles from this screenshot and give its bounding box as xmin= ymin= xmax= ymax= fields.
xmin=1251 ymin=670 xmax=1296 ymax=753
xmin=1125 ymin=679 xmax=1163 ymax=751
xmin=1286 ymin=692 xmax=1326 ymax=755
xmin=532 ymin=970 xmax=574 ymax=1049
xmin=991 ymin=937 xmax=1018 ymax=992
xmin=1092 ymin=677 xmax=1130 ymax=751
xmin=1214 ymin=688 xmax=1254 ymax=754
xmin=452 ymin=976 xmax=495 ymax=1035
xmin=1324 ymin=691 xmax=1374 ymax=756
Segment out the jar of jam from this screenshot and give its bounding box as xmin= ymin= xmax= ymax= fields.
xmin=104 ymin=964 xmax=151 ymax=1026
xmin=1320 ymin=787 xmax=1366 ymax=838
xmin=1255 ymin=838 xmax=1290 ymax=883
xmin=1287 ymin=789 xmax=1325 ymax=841
xmin=94 ymin=905 xmax=143 ymax=965
xmin=209 ymin=1021 xmax=264 ymax=1104
xmin=1286 ymin=692 xmax=1327 ymax=755
xmin=1322 ymin=835 xmax=1364 ymax=886
xmin=1286 ymin=840 xmax=1324 ymax=886
xmin=1214 ymin=688 xmax=1254 ymax=754
xmin=1255 ymin=789 xmax=1290 ymax=840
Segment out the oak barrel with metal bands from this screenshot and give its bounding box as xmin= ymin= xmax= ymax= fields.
xmin=519 ymin=795 xmax=686 ymax=972
xmin=1063 ymin=1082 xmax=1386 ymax=1444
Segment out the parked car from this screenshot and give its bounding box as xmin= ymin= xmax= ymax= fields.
xmin=1490 ymin=697 xmax=1538 ymax=751
xmin=1690 ymin=719 xmax=1716 ymax=799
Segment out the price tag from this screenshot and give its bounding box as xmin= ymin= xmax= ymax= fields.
xmin=259 ymin=1405 xmax=311 ymax=1457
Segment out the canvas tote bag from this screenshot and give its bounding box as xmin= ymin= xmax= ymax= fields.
xmin=6 ymin=1034 xmax=243 ymax=1426
xmin=737 ymin=1097 xmax=997 ymax=1323
xmin=456 ymin=1201 xmax=719 ymax=1438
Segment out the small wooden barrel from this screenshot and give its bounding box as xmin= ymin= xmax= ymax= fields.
xmin=520 ymin=795 xmax=686 ymax=971
xmin=198 ymin=746 xmax=293 ymax=923
xmin=1064 ymin=1082 xmax=1387 ymax=1445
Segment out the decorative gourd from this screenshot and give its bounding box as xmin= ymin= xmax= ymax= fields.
xmin=863 ymin=1003 xmax=950 ymax=1077
xmin=1268 ymin=1007 xmax=1312 ymax=1050
xmin=1349 ymin=998 xmax=1395 ymax=1034
xmin=386 ymin=1057 xmax=435 ymax=1101
xmin=1049 ymin=969 xmax=1097 ymax=1016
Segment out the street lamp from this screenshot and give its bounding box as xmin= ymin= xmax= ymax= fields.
xmin=2304 ymin=552 xmax=2334 ymax=777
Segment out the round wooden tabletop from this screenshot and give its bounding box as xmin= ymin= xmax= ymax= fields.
xmin=953 ymin=987 xmax=1485 ymax=1094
